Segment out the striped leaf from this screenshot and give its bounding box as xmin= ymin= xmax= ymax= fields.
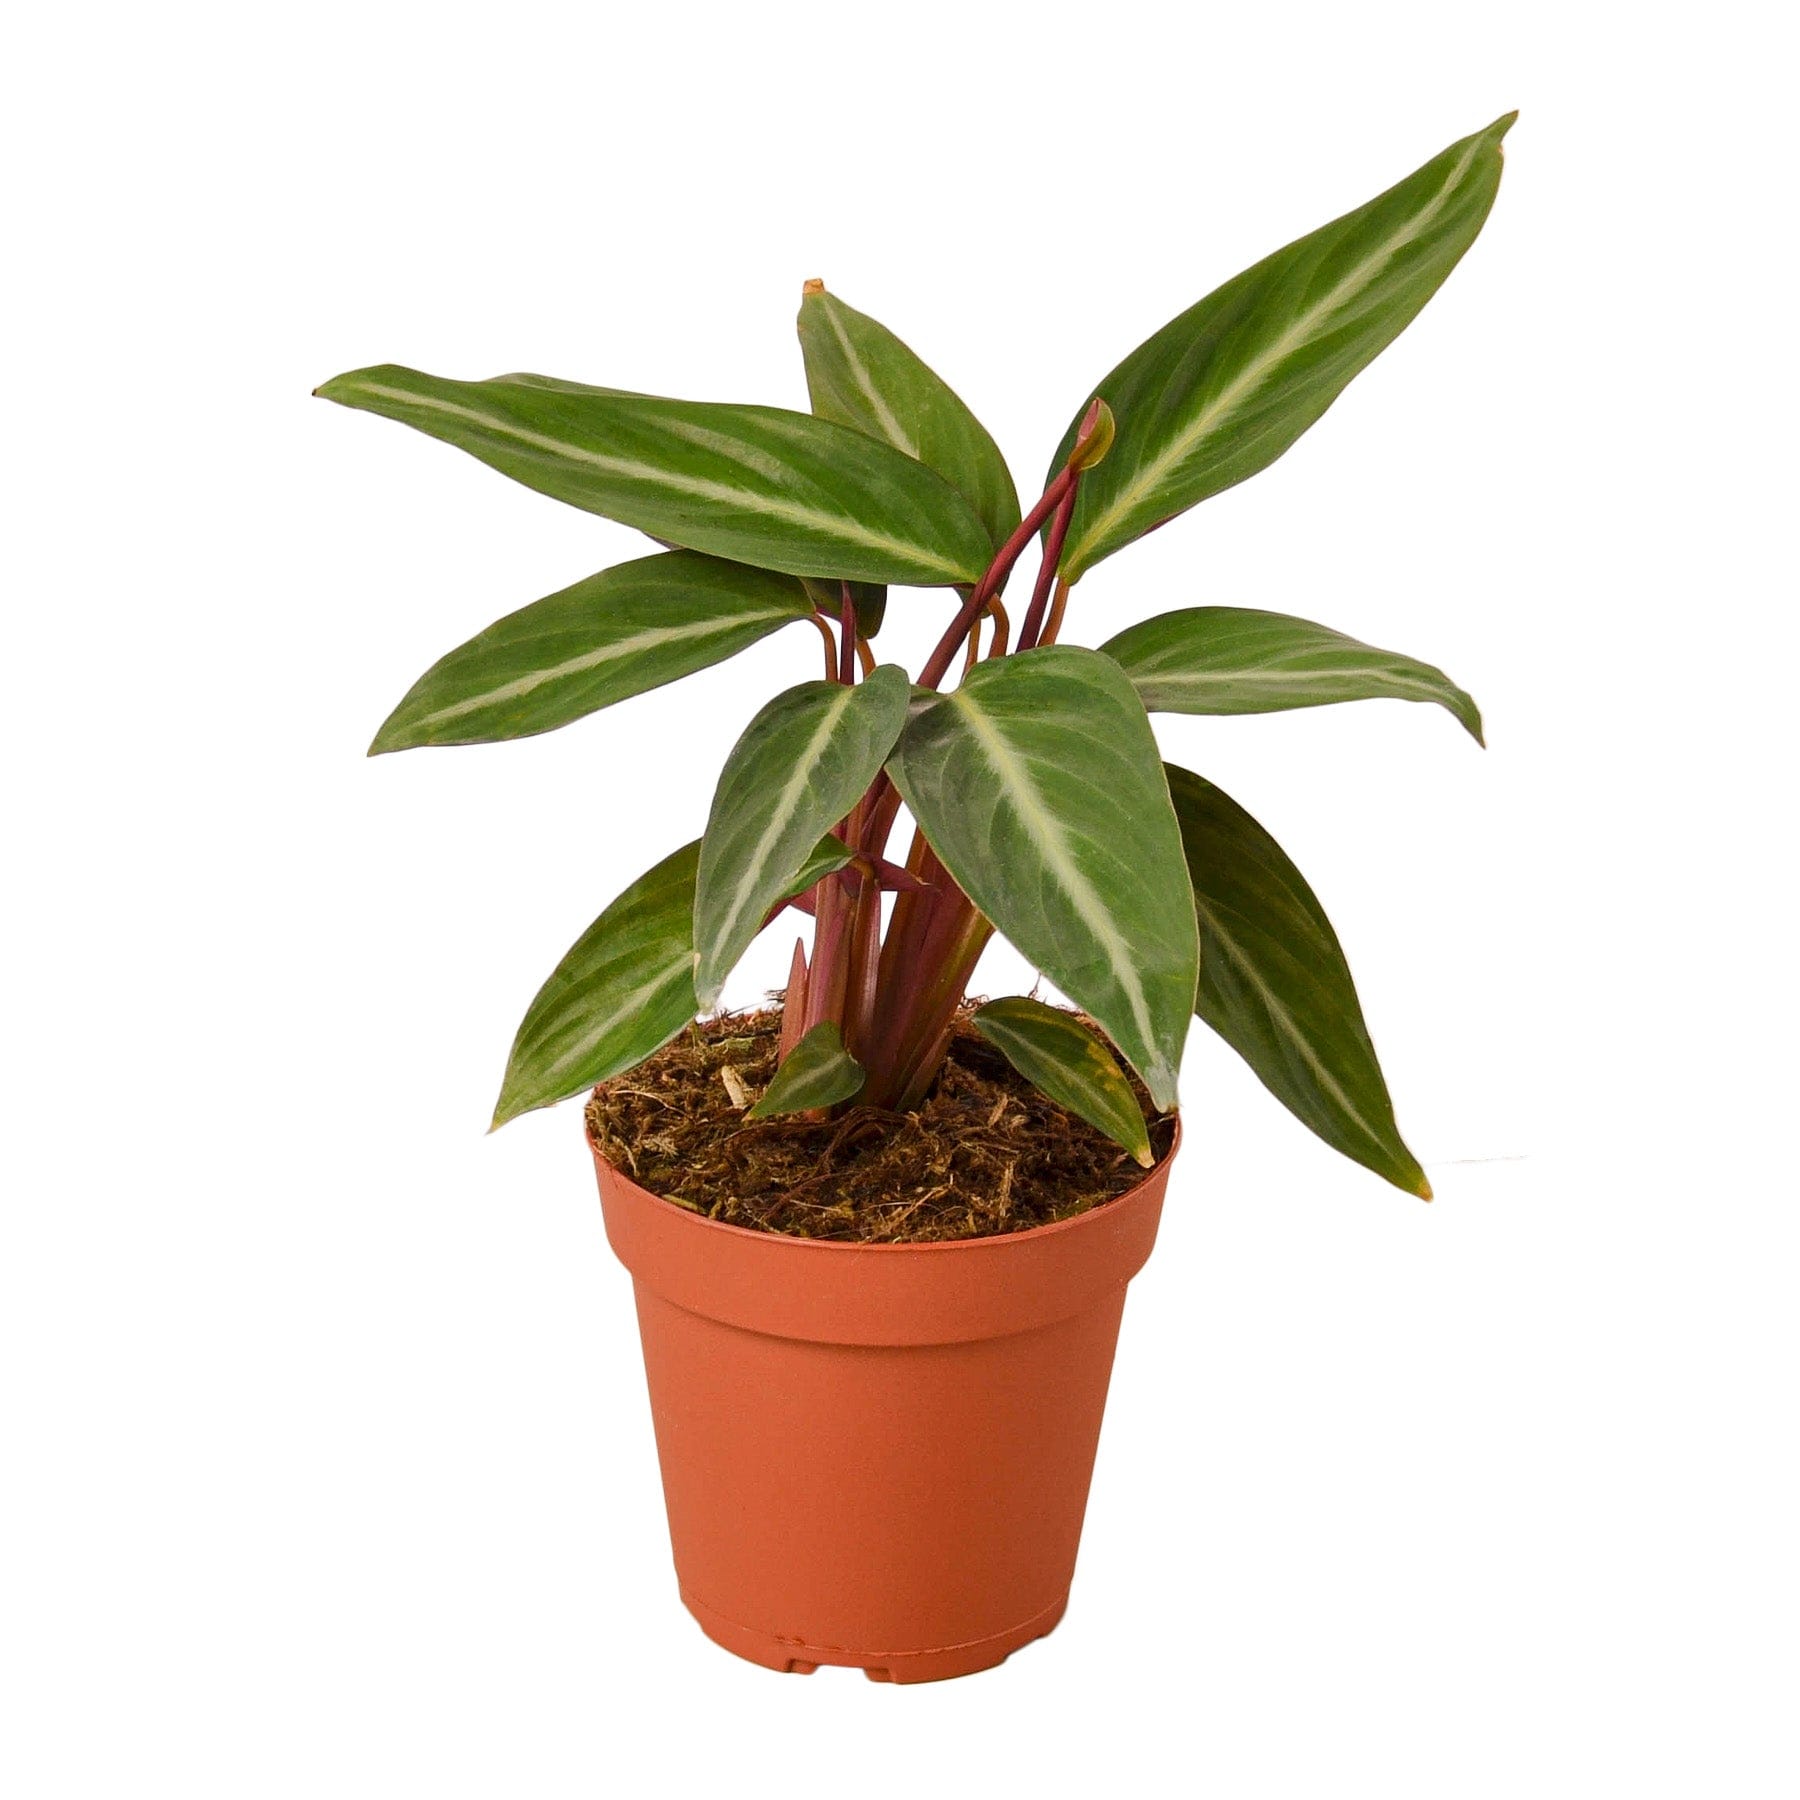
xmin=1164 ymin=764 xmax=1428 ymax=1197
xmin=315 ymin=365 xmax=993 ymax=586
xmin=1100 ymin=607 xmax=1483 ymax=743
xmin=888 ymin=648 xmax=1198 ymax=1110
xmin=371 ymin=551 xmax=815 ymax=752
xmin=798 ymin=282 xmax=1021 ymax=551
xmin=746 ymin=1021 xmax=866 ymax=1118
xmin=693 ymin=666 xmax=911 ymax=1007
xmin=491 ymin=841 xmax=699 ymax=1128
xmin=1049 ymin=113 xmax=1515 ymax=580
xmin=972 ymin=997 xmax=1152 ymax=1166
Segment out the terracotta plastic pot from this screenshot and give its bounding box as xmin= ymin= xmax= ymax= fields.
xmin=590 ymin=1123 xmax=1175 ymax=1683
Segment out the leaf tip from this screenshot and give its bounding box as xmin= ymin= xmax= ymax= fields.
xmin=801 ymin=277 xmax=826 ymax=297
xmin=1415 ymin=1174 xmax=1435 ymax=1201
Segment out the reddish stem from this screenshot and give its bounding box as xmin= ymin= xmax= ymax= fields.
xmin=1017 ymin=481 xmax=1079 ymax=651
xmin=837 ymin=580 xmax=857 ymax=686
xmin=916 ymin=467 xmax=1076 ymax=691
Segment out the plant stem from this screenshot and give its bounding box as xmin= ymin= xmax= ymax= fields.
xmin=805 ymin=612 xmax=837 ymax=680
xmin=916 ymin=467 xmax=1076 ymax=690
xmin=1017 ymin=484 xmax=1079 ymax=651
xmin=1038 ymin=574 xmax=1073 ymax=647
xmin=837 ymin=580 xmax=857 ymax=685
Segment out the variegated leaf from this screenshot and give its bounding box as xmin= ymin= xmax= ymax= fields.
xmin=315 ymin=365 xmax=993 ymax=586
xmin=693 ymin=666 xmax=911 ymax=1006
xmin=798 ymin=282 xmax=1021 ymax=551
xmin=746 ymin=1020 xmax=865 ymax=1118
xmin=371 ymin=551 xmax=815 ymax=751
xmin=1049 ymin=114 xmax=1515 ymax=579
xmin=888 ymin=647 xmax=1198 ymax=1110
xmin=1165 ymin=763 xmax=1428 ymax=1196
xmin=491 ymin=841 xmax=699 ymax=1128
xmin=1100 ymin=607 xmax=1483 ymax=742
xmin=972 ymin=997 xmax=1152 ymax=1166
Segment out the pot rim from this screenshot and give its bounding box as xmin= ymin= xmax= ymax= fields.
xmin=585 ymin=1106 xmax=1181 ymax=1257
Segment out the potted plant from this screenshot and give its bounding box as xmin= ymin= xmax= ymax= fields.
xmin=317 ymin=113 xmax=1513 ymax=1682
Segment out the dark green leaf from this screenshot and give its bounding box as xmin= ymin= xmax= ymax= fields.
xmin=491 ymin=842 xmax=699 ymax=1128
xmin=1100 ymin=606 xmax=1483 ymax=743
xmin=1165 ymin=763 xmax=1428 ymax=1196
xmin=972 ymin=997 xmax=1152 ymax=1166
xmin=1049 ymin=114 xmax=1515 ymax=579
xmin=693 ymin=666 xmax=911 ymax=1007
xmin=798 ymin=283 xmax=1020 ymax=552
xmin=888 ymin=648 xmax=1199 ymax=1110
xmin=371 ymin=551 xmax=815 ymax=752
xmin=801 ymin=576 xmax=888 ymax=640
xmin=315 ymin=364 xmax=993 ymax=586
xmin=746 ymin=1021 xmax=865 ymax=1118
xmin=782 ymin=834 xmax=855 ymax=900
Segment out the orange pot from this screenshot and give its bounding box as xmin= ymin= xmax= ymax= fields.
xmin=590 ymin=1124 xmax=1175 ymax=1683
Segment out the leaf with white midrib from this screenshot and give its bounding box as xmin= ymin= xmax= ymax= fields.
xmin=798 ymin=284 xmax=1022 ymax=552
xmin=972 ymin=997 xmax=1153 ymax=1165
xmin=888 ymin=648 xmax=1198 ymax=1111
xmin=1164 ymin=763 xmax=1428 ymax=1196
xmin=492 ymin=841 xmax=701 ymax=1127
xmin=1048 ymin=114 xmax=1514 ymax=580
xmin=746 ymin=1021 xmax=865 ymax=1118
xmin=1100 ymin=606 xmax=1483 ymax=743
xmin=693 ymin=667 xmax=912 ymax=1007
xmin=372 ymin=552 xmax=816 ymax=751
xmin=316 ymin=365 xmax=994 ymax=586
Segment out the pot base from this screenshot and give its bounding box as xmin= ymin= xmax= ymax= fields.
xmin=681 ymin=1586 xmax=1069 ymax=1684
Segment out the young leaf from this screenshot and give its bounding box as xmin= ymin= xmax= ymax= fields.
xmin=693 ymin=665 xmax=911 ymax=1007
xmin=371 ymin=551 xmax=816 ymax=752
xmin=1164 ymin=763 xmax=1428 ymax=1196
xmin=1100 ymin=607 xmax=1483 ymax=743
xmin=888 ymin=647 xmax=1199 ymax=1111
xmin=491 ymin=841 xmax=700 ymax=1128
xmin=798 ymin=282 xmax=1022 ymax=551
xmin=314 ymin=365 xmax=993 ymax=587
xmin=745 ymin=1020 xmax=866 ymax=1118
xmin=972 ymin=997 xmax=1153 ymax=1166
xmin=1049 ymin=113 xmax=1515 ymax=580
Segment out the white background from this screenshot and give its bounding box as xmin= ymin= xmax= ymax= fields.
xmin=5 ymin=2 xmax=1795 ymax=1794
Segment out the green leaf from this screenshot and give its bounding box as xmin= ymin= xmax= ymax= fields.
xmin=315 ymin=364 xmax=993 ymax=587
xmin=1100 ymin=607 xmax=1483 ymax=743
xmin=1049 ymin=113 xmax=1515 ymax=580
xmin=745 ymin=1020 xmax=866 ymax=1118
xmin=491 ymin=841 xmax=700 ymax=1128
xmin=801 ymin=576 xmax=888 ymax=640
xmin=371 ymin=551 xmax=816 ymax=752
xmin=972 ymin=997 xmax=1152 ymax=1166
xmin=782 ymin=834 xmax=855 ymax=900
xmin=1164 ymin=764 xmax=1428 ymax=1197
xmin=693 ymin=666 xmax=911 ymax=1007
xmin=798 ymin=282 xmax=1021 ymax=552
xmin=888 ymin=647 xmax=1199 ymax=1110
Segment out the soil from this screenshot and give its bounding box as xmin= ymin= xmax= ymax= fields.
xmin=584 ymin=1006 xmax=1175 ymax=1244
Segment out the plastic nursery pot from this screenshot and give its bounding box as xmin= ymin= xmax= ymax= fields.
xmin=589 ymin=1120 xmax=1177 ymax=1684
